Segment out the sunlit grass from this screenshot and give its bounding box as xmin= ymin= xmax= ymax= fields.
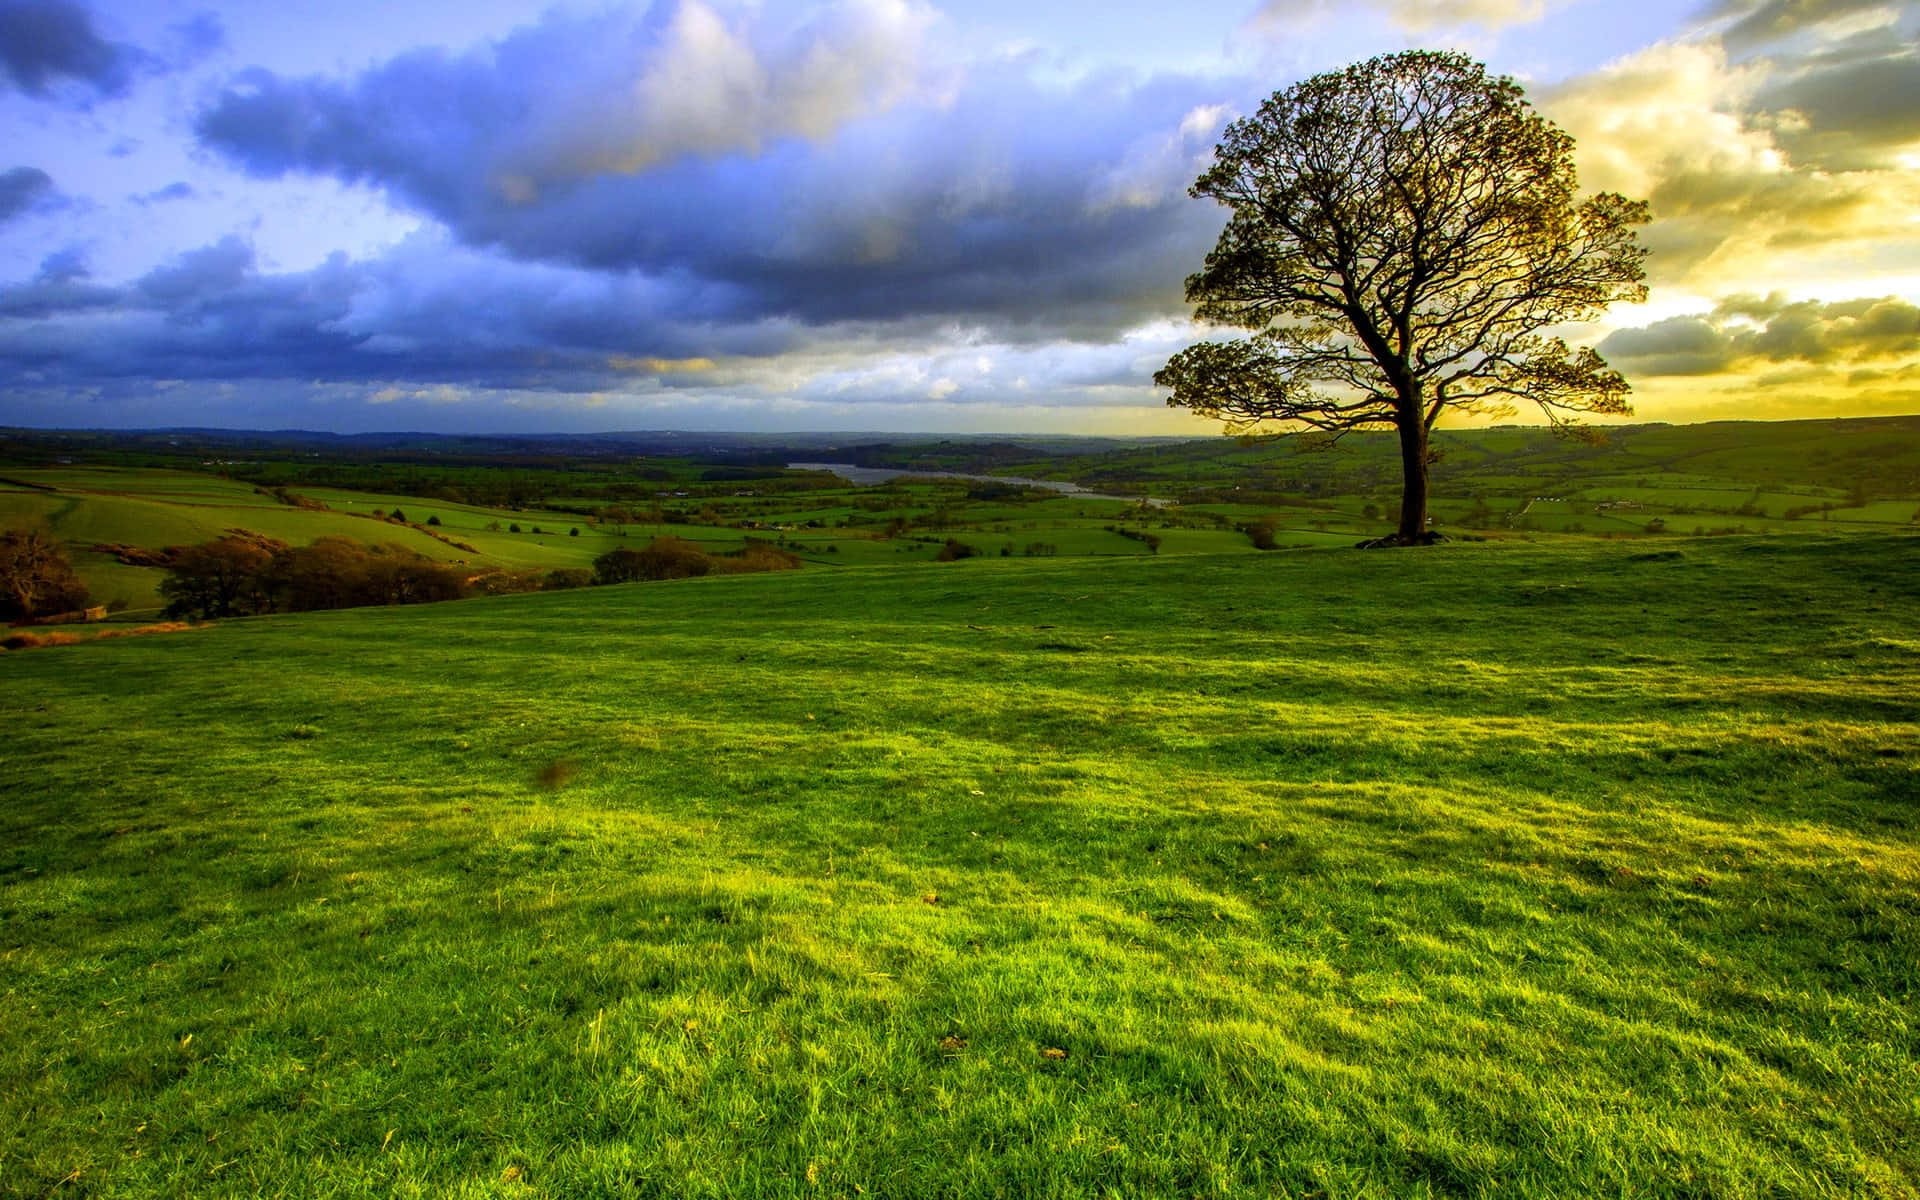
xmin=1 ymin=536 xmax=1916 ymax=1197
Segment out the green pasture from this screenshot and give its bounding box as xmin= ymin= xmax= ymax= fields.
xmin=2 ymin=535 xmax=1915 ymax=1198
xmin=0 ymin=472 xmax=777 ymax=608
xmin=1827 ymin=501 xmax=1920 ymax=525
xmin=9 ymin=434 xmax=1920 ymax=626
xmin=0 ymin=476 xmax=488 ymax=612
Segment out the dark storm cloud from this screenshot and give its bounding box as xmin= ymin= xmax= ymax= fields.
xmin=0 ymin=246 xmax=118 ymax=317
xmin=10 ymin=0 xmax=1241 ymax=416
xmin=1703 ymin=0 xmax=1891 ymax=46
xmin=1602 ymin=294 xmax=1920 ymax=377
xmin=0 ymin=0 xmax=150 ymax=100
xmin=135 ymin=233 xmax=254 ymax=303
xmin=1754 ymin=33 xmax=1920 ymax=169
xmin=1597 ymin=316 xmax=1736 ymax=375
xmin=0 ymin=232 xmax=747 ymax=393
xmin=0 ymin=239 xmax=373 ymax=382
xmin=193 ymin=1 xmax=1232 ymax=342
xmin=0 ymin=164 xmax=54 ymax=221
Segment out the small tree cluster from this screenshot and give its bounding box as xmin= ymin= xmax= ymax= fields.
xmin=593 ymin=537 xmax=713 ymax=584
xmin=160 ymin=534 xmax=466 ymax=619
xmin=592 ymin=536 xmax=802 ymax=585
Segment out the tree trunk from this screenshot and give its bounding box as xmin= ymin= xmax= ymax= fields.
xmin=1395 ymin=415 xmax=1429 ymax=543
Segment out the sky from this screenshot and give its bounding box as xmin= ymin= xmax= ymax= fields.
xmin=0 ymin=0 xmax=1916 ymax=435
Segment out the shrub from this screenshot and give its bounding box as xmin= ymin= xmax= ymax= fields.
xmin=722 ymin=542 xmax=803 ymax=574
xmin=595 ymin=537 xmax=800 ymax=584
xmin=594 ymin=537 xmax=713 ymax=583
xmin=427 ymin=515 xmax=442 ymax=526
xmin=543 ymin=568 xmax=593 ymax=590
xmin=934 ymin=539 xmax=978 ymax=562
xmin=468 ymin=570 xmax=546 ymax=595
xmin=1 ymin=630 xmax=82 ymax=649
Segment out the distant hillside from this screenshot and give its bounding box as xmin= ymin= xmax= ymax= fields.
xmin=1023 ymin=416 xmax=1920 ymax=504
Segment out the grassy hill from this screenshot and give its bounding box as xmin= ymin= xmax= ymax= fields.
xmin=998 ymin=416 xmax=1920 ymax=535
xmin=2 ymin=536 xmax=1915 ymax=1197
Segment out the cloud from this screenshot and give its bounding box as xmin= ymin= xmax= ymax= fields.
xmin=1540 ymin=39 xmax=1920 ymax=288
xmin=1702 ymin=0 xmax=1898 ymax=46
xmin=192 ymin=0 xmax=1232 ymax=343
xmin=166 ymin=11 xmax=225 ymax=64
xmin=0 ymin=0 xmax=152 ymax=101
xmin=1601 ymin=293 xmax=1920 ymax=376
xmin=608 ymin=355 xmax=717 ymax=375
xmin=196 ymin=0 xmax=939 ymax=196
xmin=0 ymin=246 xmax=118 ymax=317
xmin=0 ymin=165 xmax=56 ymax=222
xmin=0 ymin=220 xmax=1216 ymax=437
xmin=0 ymin=230 xmax=749 ymax=392
xmin=1749 ymin=28 xmax=1920 ymax=169
xmin=1249 ymin=0 xmax=1564 ymax=34
xmin=136 ymin=234 xmax=255 ymax=304
xmin=132 ymin=181 xmax=195 ymax=206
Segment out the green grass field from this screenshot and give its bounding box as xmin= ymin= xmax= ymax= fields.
xmin=3 ymin=535 xmax=1916 ymax=1197
xmin=1 ymin=467 xmax=1226 ymax=614
xmin=10 ymin=411 xmax=1920 ymax=622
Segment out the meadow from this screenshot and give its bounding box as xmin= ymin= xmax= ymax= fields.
xmin=2 ymin=534 xmax=1915 ymax=1197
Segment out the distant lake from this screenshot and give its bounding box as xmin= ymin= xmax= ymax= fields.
xmin=788 ymin=462 xmax=1168 ymax=507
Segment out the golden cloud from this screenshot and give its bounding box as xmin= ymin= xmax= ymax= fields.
xmin=1602 ymin=294 xmax=1920 ymax=376
xmin=607 ymin=354 xmax=718 ymax=374
xmin=1541 ymin=40 xmax=1920 ymax=292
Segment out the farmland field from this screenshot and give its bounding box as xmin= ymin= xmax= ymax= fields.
xmin=2 ymin=535 xmax=1916 ymax=1197
xmin=5 ymin=416 xmax=1919 ymax=618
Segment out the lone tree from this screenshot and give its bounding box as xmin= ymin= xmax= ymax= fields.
xmin=1156 ymin=51 xmax=1648 ymax=545
xmin=0 ymin=525 xmax=89 ymax=620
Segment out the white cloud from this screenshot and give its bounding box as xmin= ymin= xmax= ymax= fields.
xmin=1249 ymin=0 xmax=1566 ymax=35
xmin=499 ymin=0 xmax=940 ymax=186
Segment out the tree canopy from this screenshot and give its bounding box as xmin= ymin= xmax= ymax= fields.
xmin=1157 ymin=50 xmax=1649 ymax=544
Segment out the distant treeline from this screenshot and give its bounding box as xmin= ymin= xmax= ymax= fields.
xmin=219 ymin=460 xmax=844 ymax=511
xmin=154 ymin=532 xmax=803 ymax=620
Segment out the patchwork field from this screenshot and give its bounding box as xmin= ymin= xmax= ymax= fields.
xmin=0 ymin=465 xmax=1205 ymax=614
xmin=2 ymin=535 xmax=1915 ymax=1197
